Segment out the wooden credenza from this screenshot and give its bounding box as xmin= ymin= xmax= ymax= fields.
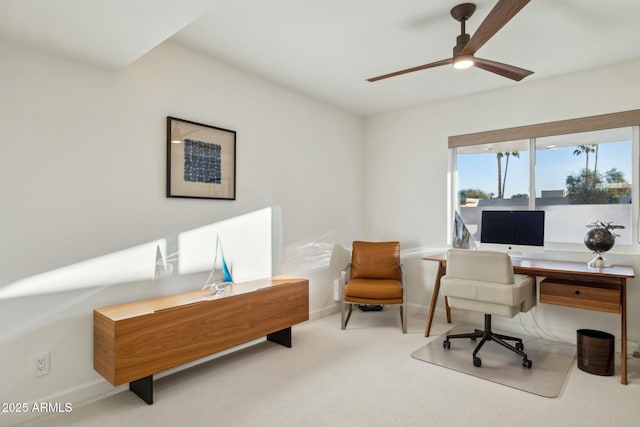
xmin=94 ymin=276 xmax=309 ymax=403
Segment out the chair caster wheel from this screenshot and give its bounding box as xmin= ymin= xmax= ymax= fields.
xmin=522 ymin=359 xmax=532 ymax=369
xmin=443 ymin=340 xmax=451 ymax=349
xmin=473 ymin=357 xmax=481 ymax=367
xmin=516 ymin=342 xmax=524 ymax=351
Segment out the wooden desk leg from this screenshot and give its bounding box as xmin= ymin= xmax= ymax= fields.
xmin=621 ymin=280 xmax=627 ymax=385
xmin=424 ymin=261 xmax=446 ymax=337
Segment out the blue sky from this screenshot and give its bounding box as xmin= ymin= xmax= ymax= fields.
xmin=457 ymin=141 xmax=632 ymax=198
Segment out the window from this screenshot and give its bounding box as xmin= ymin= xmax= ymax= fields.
xmin=456 ymin=139 xmax=531 ymax=241
xmin=535 ymin=128 xmax=632 ymax=245
xmin=449 ymin=110 xmax=640 ymax=249
xmin=457 ymin=139 xmax=531 ymax=201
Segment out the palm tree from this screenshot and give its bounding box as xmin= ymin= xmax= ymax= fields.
xmin=496 ymin=152 xmax=504 ymax=198
xmin=592 ymin=144 xmax=599 ymax=186
xmin=573 ymin=144 xmax=598 ymax=188
xmin=502 ymin=151 xmax=520 ymax=197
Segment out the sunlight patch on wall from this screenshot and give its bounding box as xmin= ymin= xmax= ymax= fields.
xmin=0 ymin=208 xmax=274 ymax=300
xmin=0 ymin=240 xmax=167 ymax=300
xmin=178 ymin=207 xmax=272 ymax=282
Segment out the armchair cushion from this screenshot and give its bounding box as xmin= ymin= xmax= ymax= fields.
xmin=351 ymin=241 xmax=401 ymax=280
xmin=344 ymin=278 xmax=403 ymax=301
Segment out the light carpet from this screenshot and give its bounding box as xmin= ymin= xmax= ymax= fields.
xmin=13 ymin=311 xmax=640 ymax=427
xmin=412 ymin=324 xmax=576 ymax=398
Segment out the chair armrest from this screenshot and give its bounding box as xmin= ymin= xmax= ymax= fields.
xmin=339 ymin=263 xmax=351 ymax=302
xmin=340 ymin=263 xmax=351 ymax=282
xmin=443 ymin=275 xmax=535 ymax=307
xmin=514 ymin=275 xmax=536 ymax=312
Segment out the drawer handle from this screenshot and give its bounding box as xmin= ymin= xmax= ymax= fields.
xmin=575 ymin=290 xmax=581 ymax=295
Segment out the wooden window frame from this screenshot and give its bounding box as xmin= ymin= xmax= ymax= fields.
xmin=448 ymin=110 xmax=640 ymax=148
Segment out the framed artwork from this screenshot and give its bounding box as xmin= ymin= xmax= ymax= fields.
xmin=166 ymin=116 xmax=236 ymax=200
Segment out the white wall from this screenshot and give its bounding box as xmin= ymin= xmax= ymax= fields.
xmin=364 ymin=59 xmax=640 ymax=347
xmin=0 ymin=38 xmax=363 ymax=418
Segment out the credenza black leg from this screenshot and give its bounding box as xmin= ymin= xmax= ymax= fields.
xmin=130 ymin=375 xmax=153 ymax=404
xmin=267 ymin=327 xmax=292 ymax=348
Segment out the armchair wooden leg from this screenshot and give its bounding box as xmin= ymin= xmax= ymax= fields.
xmin=400 ymin=304 xmax=407 ymax=333
xmin=341 ymin=302 xmax=353 ymax=330
xmin=344 ymin=304 xmax=353 ymax=328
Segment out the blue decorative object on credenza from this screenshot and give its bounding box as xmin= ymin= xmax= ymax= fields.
xmin=203 ymin=235 xmax=234 ymax=294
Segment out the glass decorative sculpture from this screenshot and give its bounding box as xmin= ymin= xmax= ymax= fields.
xmin=154 ymin=245 xmax=168 ymax=280
xmin=584 ymin=220 xmax=624 ymax=268
xmin=203 ymin=235 xmax=234 ymax=294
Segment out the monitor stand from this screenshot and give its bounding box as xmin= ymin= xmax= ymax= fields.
xmin=507 ymin=250 xmax=523 ymax=261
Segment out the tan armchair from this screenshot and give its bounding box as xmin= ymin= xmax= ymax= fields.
xmin=340 ymin=241 xmax=406 ymax=333
xmin=441 ymin=249 xmax=536 ymax=368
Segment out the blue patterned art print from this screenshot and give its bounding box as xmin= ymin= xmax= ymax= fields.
xmin=184 ymin=139 xmax=222 ymax=184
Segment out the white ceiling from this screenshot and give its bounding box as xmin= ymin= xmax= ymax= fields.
xmin=2 ymin=0 xmax=640 ymax=117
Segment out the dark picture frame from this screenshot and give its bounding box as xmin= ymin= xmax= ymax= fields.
xmin=166 ymin=116 xmax=236 ymax=200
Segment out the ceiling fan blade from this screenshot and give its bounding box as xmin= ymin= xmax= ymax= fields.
xmin=460 ymin=0 xmax=530 ymax=56
xmin=367 ymin=58 xmax=453 ymax=82
xmin=473 ymin=57 xmax=533 ymax=81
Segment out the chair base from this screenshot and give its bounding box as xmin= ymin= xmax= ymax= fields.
xmin=357 ymin=304 xmax=383 ymax=311
xmin=443 ymin=314 xmax=532 ymax=369
xmin=341 ymin=302 xmax=407 ymax=333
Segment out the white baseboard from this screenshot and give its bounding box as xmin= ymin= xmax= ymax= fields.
xmin=309 ymin=304 xmax=340 ymax=321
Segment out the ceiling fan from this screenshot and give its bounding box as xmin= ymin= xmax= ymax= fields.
xmin=367 ymin=0 xmax=533 ymax=82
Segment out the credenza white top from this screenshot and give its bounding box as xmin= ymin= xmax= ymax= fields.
xmin=95 ymin=276 xmax=308 ymax=321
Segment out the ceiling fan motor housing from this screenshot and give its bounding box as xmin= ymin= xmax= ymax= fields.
xmin=453 ymin=33 xmax=471 ymax=57
xmin=451 ymin=3 xmax=474 ymax=58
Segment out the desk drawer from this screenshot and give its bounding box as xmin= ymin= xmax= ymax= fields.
xmin=539 ymin=279 xmax=620 ymax=313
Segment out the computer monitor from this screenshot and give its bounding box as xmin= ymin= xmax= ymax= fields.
xmin=480 ymin=210 xmax=545 ymax=258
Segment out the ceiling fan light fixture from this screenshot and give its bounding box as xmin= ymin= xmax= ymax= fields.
xmin=453 ymin=55 xmax=474 ymax=69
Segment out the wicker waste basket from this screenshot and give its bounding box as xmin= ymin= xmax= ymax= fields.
xmin=576 ymin=329 xmax=614 ymax=376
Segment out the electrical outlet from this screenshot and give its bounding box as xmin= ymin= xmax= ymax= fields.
xmin=33 ymin=352 xmax=50 ymax=377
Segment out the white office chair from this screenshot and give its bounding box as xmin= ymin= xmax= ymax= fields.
xmin=441 ymin=249 xmax=536 ymax=368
